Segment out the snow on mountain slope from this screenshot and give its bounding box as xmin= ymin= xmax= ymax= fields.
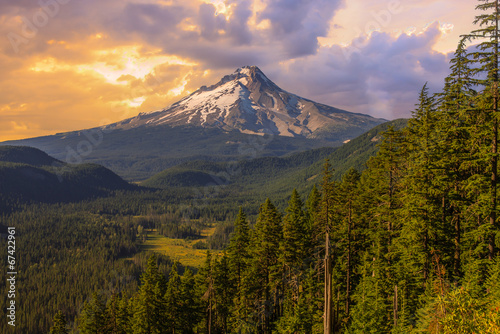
xmin=109 ymin=66 xmax=386 ymax=140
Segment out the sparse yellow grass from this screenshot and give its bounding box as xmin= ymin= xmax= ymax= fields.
xmin=201 ymin=225 xmax=217 ymax=237
xmin=139 ymin=226 xmax=218 ymax=268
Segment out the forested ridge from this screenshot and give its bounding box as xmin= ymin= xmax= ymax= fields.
xmin=3 ymin=1 xmax=500 ymax=333
xmin=0 ymin=146 xmax=135 ymax=208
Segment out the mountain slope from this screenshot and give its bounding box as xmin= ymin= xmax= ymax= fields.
xmin=142 ymin=145 xmax=338 ymax=189
xmin=2 ymin=126 xmax=334 ymax=181
xmin=110 ymin=66 xmax=385 ymax=141
xmin=142 ymin=119 xmax=408 ymax=205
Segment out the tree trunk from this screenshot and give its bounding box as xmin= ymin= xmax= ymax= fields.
xmin=393 ymin=285 xmax=398 ymax=327
xmin=490 ymin=84 xmax=498 ymax=260
xmin=490 ymin=0 xmax=500 ymax=260
xmin=454 ymin=210 xmax=461 ymax=281
xmin=324 ymin=230 xmax=332 ymax=334
xmin=346 ymin=202 xmax=351 ymax=318
xmin=208 ymin=298 xmax=212 ymax=334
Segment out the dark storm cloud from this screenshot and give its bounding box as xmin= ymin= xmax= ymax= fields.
xmin=258 ymin=0 xmax=343 ymax=57
xmin=175 ymin=41 xmax=267 ymax=69
xmin=114 ymin=3 xmax=188 ymax=36
xmin=226 ymin=0 xmax=253 ymax=45
xmin=198 ymin=3 xmax=227 ymax=41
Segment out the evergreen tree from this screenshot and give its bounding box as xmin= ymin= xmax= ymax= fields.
xmin=402 ymin=84 xmax=441 ymax=286
xmin=227 ymin=208 xmax=250 ymax=284
xmin=358 ymin=126 xmax=406 ymax=331
xmin=50 ymin=311 xmax=69 ymax=334
xmin=305 ymin=184 xmax=321 ymax=259
xmin=226 ymin=207 xmax=250 ymax=327
xmin=334 ymin=168 xmax=361 ymax=322
xmin=282 ymin=189 xmax=308 ymax=270
xmin=247 ymin=198 xmax=283 ymax=334
xmin=197 ymin=251 xmax=216 ymax=334
xmin=436 ymin=37 xmax=476 ymax=282
xmin=105 ymin=294 xmax=127 ymax=334
xmin=165 ymin=262 xmax=182 ymax=333
xmin=349 ymin=255 xmax=391 ymax=334
xmin=213 ymin=255 xmax=232 ymax=333
xmin=78 ymin=292 xmax=109 ymax=334
xmin=466 ymin=0 xmax=500 ymax=259
xmin=319 ymin=160 xmax=335 ymax=334
xmin=278 ymin=189 xmax=312 ymax=333
xmin=178 ymin=269 xmax=202 ymax=333
xmin=130 ymin=255 xmax=167 ymax=334
xmin=117 ymin=297 xmax=131 ymax=334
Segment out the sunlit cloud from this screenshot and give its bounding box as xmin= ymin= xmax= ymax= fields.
xmin=78 ymin=46 xmax=197 ymax=85
xmin=203 ymin=0 xmax=228 ymax=15
xmin=169 ymin=78 xmax=189 ymax=96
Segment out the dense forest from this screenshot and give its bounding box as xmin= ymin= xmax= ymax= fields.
xmin=0 ymin=193 xmax=237 ymax=334
xmin=3 ymin=0 xmax=500 ymax=333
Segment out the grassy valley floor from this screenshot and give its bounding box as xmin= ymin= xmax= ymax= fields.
xmin=138 ymin=227 xmax=218 ymax=268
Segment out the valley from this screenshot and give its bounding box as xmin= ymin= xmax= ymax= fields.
xmin=2 ymin=2 xmax=500 ymax=331
xmin=139 ymin=226 xmax=217 ymax=268
xmin=0 ymin=118 xmax=397 ymax=333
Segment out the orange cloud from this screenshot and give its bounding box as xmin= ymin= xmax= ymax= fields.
xmin=0 ymin=42 xmax=210 ymax=141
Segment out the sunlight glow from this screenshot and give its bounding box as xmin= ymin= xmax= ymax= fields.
xmin=126 ymin=96 xmax=146 ymax=108
xmin=30 ymin=57 xmax=74 ymax=72
xmin=210 ymin=0 xmax=227 ymax=15
xmin=170 ymin=80 xmax=189 ymax=96
xmin=79 ymin=46 xmax=197 ymax=84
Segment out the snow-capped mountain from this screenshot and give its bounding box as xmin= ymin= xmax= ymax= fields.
xmin=109 ymin=66 xmax=385 ymax=140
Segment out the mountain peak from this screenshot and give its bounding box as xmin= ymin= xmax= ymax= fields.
xmin=235 ymin=65 xmax=264 ymax=78
xmin=235 ymin=65 xmax=274 ymax=88
xmin=114 ymin=66 xmax=386 ymax=140
xmin=236 ymin=65 xmax=261 ymax=73
xmin=202 ymin=65 xmax=272 ymax=92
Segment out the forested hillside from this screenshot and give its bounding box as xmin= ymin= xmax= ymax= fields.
xmin=2 ymin=125 xmax=337 ymax=181
xmin=141 ymin=118 xmax=407 ymax=208
xmin=0 ymin=146 xmax=135 ymax=209
xmin=47 ymin=1 xmax=500 ymax=333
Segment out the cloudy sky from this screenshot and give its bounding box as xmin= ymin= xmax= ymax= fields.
xmin=0 ymin=0 xmax=476 ymax=141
